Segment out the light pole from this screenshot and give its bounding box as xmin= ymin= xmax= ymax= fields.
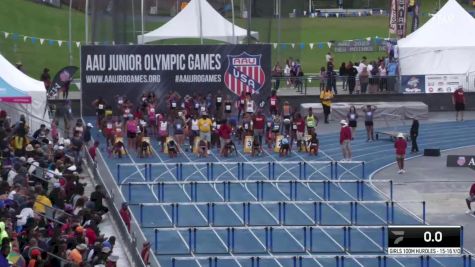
xmin=69 ymin=0 xmax=73 ymax=65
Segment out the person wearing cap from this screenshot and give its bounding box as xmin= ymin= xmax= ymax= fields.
xmin=69 ymin=243 xmax=87 ymax=264
xmin=339 ymin=120 xmax=352 ymax=161
xmin=453 ymin=85 xmax=466 ymax=121
xmin=395 ymin=133 xmax=407 ymax=174
xmin=320 ymin=86 xmax=334 ymax=124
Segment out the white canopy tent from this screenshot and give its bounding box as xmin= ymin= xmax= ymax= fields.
xmin=0 ymin=54 xmax=51 ymax=132
xmin=137 ymin=0 xmax=258 ymax=44
xmin=398 ymin=0 xmax=475 ymax=76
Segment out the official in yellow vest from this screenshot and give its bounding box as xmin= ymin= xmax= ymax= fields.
xmin=320 ymin=86 xmax=334 ymax=124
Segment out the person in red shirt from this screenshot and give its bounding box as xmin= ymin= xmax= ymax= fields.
xmin=88 ymin=141 xmax=100 ymax=161
xmin=394 ymin=133 xmax=407 ymax=174
xmin=252 ymin=110 xmax=266 ymax=145
xmin=339 ymin=120 xmax=352 ymax=161
xmin=452 ymin=85 xmax=466 ymax=121
xmin=119 ymin=202 xmax=132 ymax=232
xmin=268 ymin=90 xmax=279 ymax=115
xmin=218 ymin=119 xmax=232 ymax=156
xmin=465 ymin=183 xmax=475 ymax=214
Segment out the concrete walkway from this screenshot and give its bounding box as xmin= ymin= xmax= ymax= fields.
xmin=371 ymin=146 xmax=475 ymax=253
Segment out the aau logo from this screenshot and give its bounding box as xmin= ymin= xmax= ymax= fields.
xmin=224 ymin=52 xmax=265 ymax=96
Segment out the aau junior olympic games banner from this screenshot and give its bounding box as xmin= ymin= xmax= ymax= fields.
xmin=81 ymin=44 xmax=271 ymax=116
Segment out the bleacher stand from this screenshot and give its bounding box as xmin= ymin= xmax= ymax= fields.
xmin=0 ymin=110 xmax=123 ymax=266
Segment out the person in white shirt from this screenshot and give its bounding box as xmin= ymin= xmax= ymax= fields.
xmin=16 ymin=202 xmax=35 ymax=232
xmin=325 ymin=52 xmax=333 ymax=63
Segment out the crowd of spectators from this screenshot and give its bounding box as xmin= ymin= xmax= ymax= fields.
xmin=0 ymin=110 xmax=129 ymax=266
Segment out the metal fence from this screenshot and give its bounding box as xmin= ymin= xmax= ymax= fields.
xmin=271 ymin=75 xmax=401 ymax=95
xmin=84 ymin=145 xmax=156 ymax=267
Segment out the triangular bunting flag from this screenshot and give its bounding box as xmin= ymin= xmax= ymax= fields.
xmin=23 ymin=36 xmax=28 ymax=42
xmin=76 ymin=42 xmax=81 ymax=48
xmin=327 ymin=42 xmax=332 ymax=48
xmin=94 ymin=41 xmax=99 ymax=45
xmin=300 ymin=43 xmax=305 ymax=49
xmin=273 ymin=43 xmax=278 ymax=49
xmin=325 ymin=13 xmax=329 ymax=18
xmin=281 ymin=43 xmax=287 ymax=49
xmin=366 ymin=37 xmax=371 ymax=41
xmin=336 ymin=13 xmax=339 ymax=18
xmin=58 ymin=40 xmax=63 ymax=47
xmin=112 ymin=41 xmax=116 ymax=45
xmin=48 ymin=40 xmax=54 ymax=46
xmin=3 ymin=32 xmax=8 ymax=39
xmin=309 ymin=43 xmax=314 ymax=50
xmin=318 ymin=43 xmax=324 ymax=49
xmin=291 ymin=43 xmax=295 ymax=48
xmin=40 ymin=38 xmax=44 ymax=45
xmin=31 ymin=37 xmax=36 ymax=44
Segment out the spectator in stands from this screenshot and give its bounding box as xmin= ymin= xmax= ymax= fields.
xmin=40 ymin=67 xmax=51 ymax=90
xmin=387 ymin=60 xmax=398 ymax=91
xmin=0 ymin=245 xmax=10 ymax=266
xmin=359 ymin=67 xmax=369 ymax=94
xmin=320 ymin=86 xmax=334 ymax=124
xmin=410 ymin=118 xmax=419 ymax=153
xmin=319 ymin=66 xmax=326 ymax=92
xmin=325 ymin=52 xmax=333 ymax=63
xmin=453 ymin=85 xmax=466 ymax=122
xmin=339 ymin=120 xmax=352 ymax=161
xmin=120 ymin=202 xmax=131 ymax=232
xmin=90 ymin=185 xmax=108 ymax=215
xmin=63 ymin=100 xmax=74 ymax=138
xmin=339 ymin=62 xmax=347 ymax=91
xmin=465 ymin=183 xmax=475 ymax=214
xmin=346 ymin=61 xmax=358 ymax=94
xmin=395 ymin=133 xmax=407 ymax=174
xmin=272 ymin=62 xmax=283 ymax=91
xmin=33 ymin=185 xmax=52 ymax=215
xmin=32 ymin=124 xmax=46 ymax=139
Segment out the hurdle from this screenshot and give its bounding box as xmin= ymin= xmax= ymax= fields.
xmin=117 ymin=161 xmax=343 ymax=182
xmin=171 ymin=254 xmax=470 ymax=267
xmin=122 ymin=179 xmax=394 ymax=203
xmin=155 ymin=225 xmax=387 ymax=255
xmin=334 ymin=160 xmax=365 ymax=180
xmin=136 ymin=200 xmax=425 ymax=228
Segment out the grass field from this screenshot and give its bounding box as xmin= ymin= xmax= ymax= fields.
xmin=0 ymin=0 xmax=473 ymax=76
xmin=0 ymin=0 xmax=84 ymax=79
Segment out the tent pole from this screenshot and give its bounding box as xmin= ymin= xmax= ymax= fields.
xmin=198 ymin=0 xmax=204 ymax=44
xmin=141 ymin=0 xmax=145 ymax=44
xmin=231 ymin=0 xmax=236 ymax=44
xmin=85 ymin=0 xmax=89 ymax=44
